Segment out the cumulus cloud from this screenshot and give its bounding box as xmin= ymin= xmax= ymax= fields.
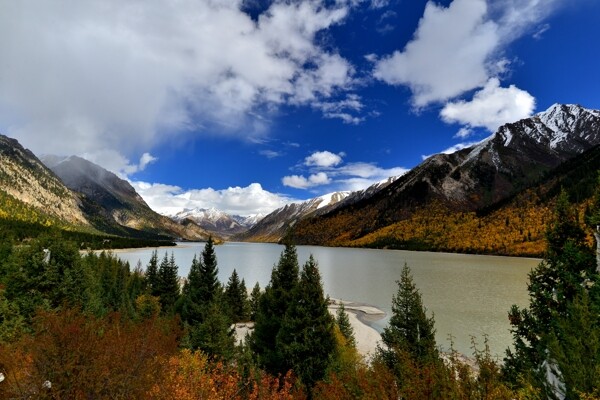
xmin=304 ymin=151 xmax=344 ymax=167
xmin=283 ymin=149 xmax=408 ymax=191
xmin=0 ymin=0 xmax=356 ymax=166
xmin=373 ymin=0 xmax=498 ymax=106
xmin=373 ymin=0 xmax=564 ymax=108
xmin=440 ymin=78 xmax=536 ymax=131
xmin=282 ymin=172 xmax=332 ymax=189
xmin=131 ymin=181 xmax=296 ymax=216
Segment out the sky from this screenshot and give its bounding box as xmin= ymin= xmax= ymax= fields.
xmin=1 ymin=0 xmax=599 ymax=216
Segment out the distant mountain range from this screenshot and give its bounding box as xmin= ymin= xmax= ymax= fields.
xmin=1 ymin=103 xmax=599 ymax=255
xmin=169 ymin=207 xmax=263 ymax=239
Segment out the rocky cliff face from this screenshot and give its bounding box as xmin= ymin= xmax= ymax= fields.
xmin=0 ymin=135 xmax=88 ymax=225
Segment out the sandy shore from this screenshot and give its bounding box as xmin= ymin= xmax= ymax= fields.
xmin=328 ymin=299 xmax=385 ymax=359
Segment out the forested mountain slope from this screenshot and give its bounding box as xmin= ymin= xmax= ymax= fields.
xmin=289 ymin=104 xmax=600 ymax=256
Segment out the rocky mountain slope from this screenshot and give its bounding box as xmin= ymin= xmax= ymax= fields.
xmin=289 ymin=104 xmax=600 ymax=248
xmin=170 ymin=207 xmax=263 ymax=239
xmin=0 ymin=135 xmax=88 ymax=226
xmin=41 ymin=155 xmax=211 ymax=241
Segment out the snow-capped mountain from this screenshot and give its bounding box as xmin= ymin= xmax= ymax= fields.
xmin=289 ymin=104 xmax=600 ymax=246
xmin=170 ymin=207 xmax=263 ymax=238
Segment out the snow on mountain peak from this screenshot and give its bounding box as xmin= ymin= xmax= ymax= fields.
xmin=316 ymin=191 xmax=351 ymax=209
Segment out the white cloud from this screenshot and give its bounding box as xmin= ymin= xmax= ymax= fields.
xmin=421 ymin=141 xmax=482 ymax=160
xmin=315 ymin=94 xmax=365 ymax=124
xmin=81 ymin=150 xmax=158 ymax=177
xmin=259 ymin=150 xmax=283 ymax=159
xmin=139 ymin=153 xmax=158 ymax=170
xmin=131 ymin=181 xmax=296 ymax=216
xmin=334 ymin=163 xmax=409 ymax=191
xmin=370 ymin=0 xmax=390 ymax=8
xmin=373 ymin=0 xmax=564 ymax=108
xmin=454 ymin=127 xmax=474 ymax=139
xmin=373 ymin=0 xmax=498 ymax=106
xmin=282 ymin=172 xmax=331 ymax=189
xmin=304 ymin=151 xmax=344 ymax=167
xmin=0 ymin=0 xmax=356 ymax=164
xmin=440 ymin=78 xmax=536 ymax=131
xmin=336 ymin=162 xmax=407 ymax=179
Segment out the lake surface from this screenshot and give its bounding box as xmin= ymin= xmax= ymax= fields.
xmin=114 ymin=242 xmax=539 ymax=358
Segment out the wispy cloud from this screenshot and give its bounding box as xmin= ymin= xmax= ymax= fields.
xmin=259 ymin=150 xmax=283 ymax=159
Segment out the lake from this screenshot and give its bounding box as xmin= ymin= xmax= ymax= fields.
xmin=113 ymin=241 xmax=539 ymax=358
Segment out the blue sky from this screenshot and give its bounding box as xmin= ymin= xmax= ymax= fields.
xmin=1 ymin=0 xmax=599 ymax=216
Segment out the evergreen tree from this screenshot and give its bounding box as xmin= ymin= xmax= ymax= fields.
xmin=377 ymin=263 xmax=437 ymax=379
xmin=277 ymin=255 xmax=336 ymax=393
xmin=251 ymin=243 xmax=300 ymax=375
xmin=190 ymin=300 xmax=235 ymax=361
xmin=504 ymin=189 xmax=597 ymax=396
xmin=157 ymin=252 xmax=180 ymax=314
xmin=178 ymin=254 xmax=204 ymax=325
xmin=336 ymin=302 xmax=356 ymax=349
xmin=198 ymin=237 xmax=220 ymax=305
xmin=145 ymin=250 xmax=159 ymax=296
xmin=547 ymin=292 xmax=600 ymax=399
xmin=249 ymin=282 xmax=261 ymax=321
xmin=224 ymin=269 xmax=249 ymax=322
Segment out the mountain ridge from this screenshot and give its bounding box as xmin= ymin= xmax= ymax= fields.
xmin=40 ymin=155 xmax=213 ymax=242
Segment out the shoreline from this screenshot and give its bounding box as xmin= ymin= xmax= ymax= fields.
xmin=328 ymin=298 xmax=386 ymax=359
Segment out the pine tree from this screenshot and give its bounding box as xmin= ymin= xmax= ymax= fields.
xmin=157 ymin=252 xmax=180 ymax=314
xmin=198 ymin=237 xmax=220 ymax=305
xmin=145 ymin=250 xmax=159 ymax=296
xmin=336 ymin=302 xmax=356 ymax=349
xmin=224 ymin=269 xmax=249 ymax=322
xmin=178 ymin=254 xmax=204 ymax=325
xmin=277 ymin=255 xmax=336 ymax=393
xmin=190 ymin=300 xmax=235 ymax=361
xmin=547 ymin=292 xmax=600 ymax=399
xmin=377 ymin=263 xmax=437 ymax=379
xmin=504 ymin=189 xmax=597 ymax=395
xmin=249 ymin=282 xmax=261 ymax=321
xmin=251 ymin=243 xmax=300 ymax=375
